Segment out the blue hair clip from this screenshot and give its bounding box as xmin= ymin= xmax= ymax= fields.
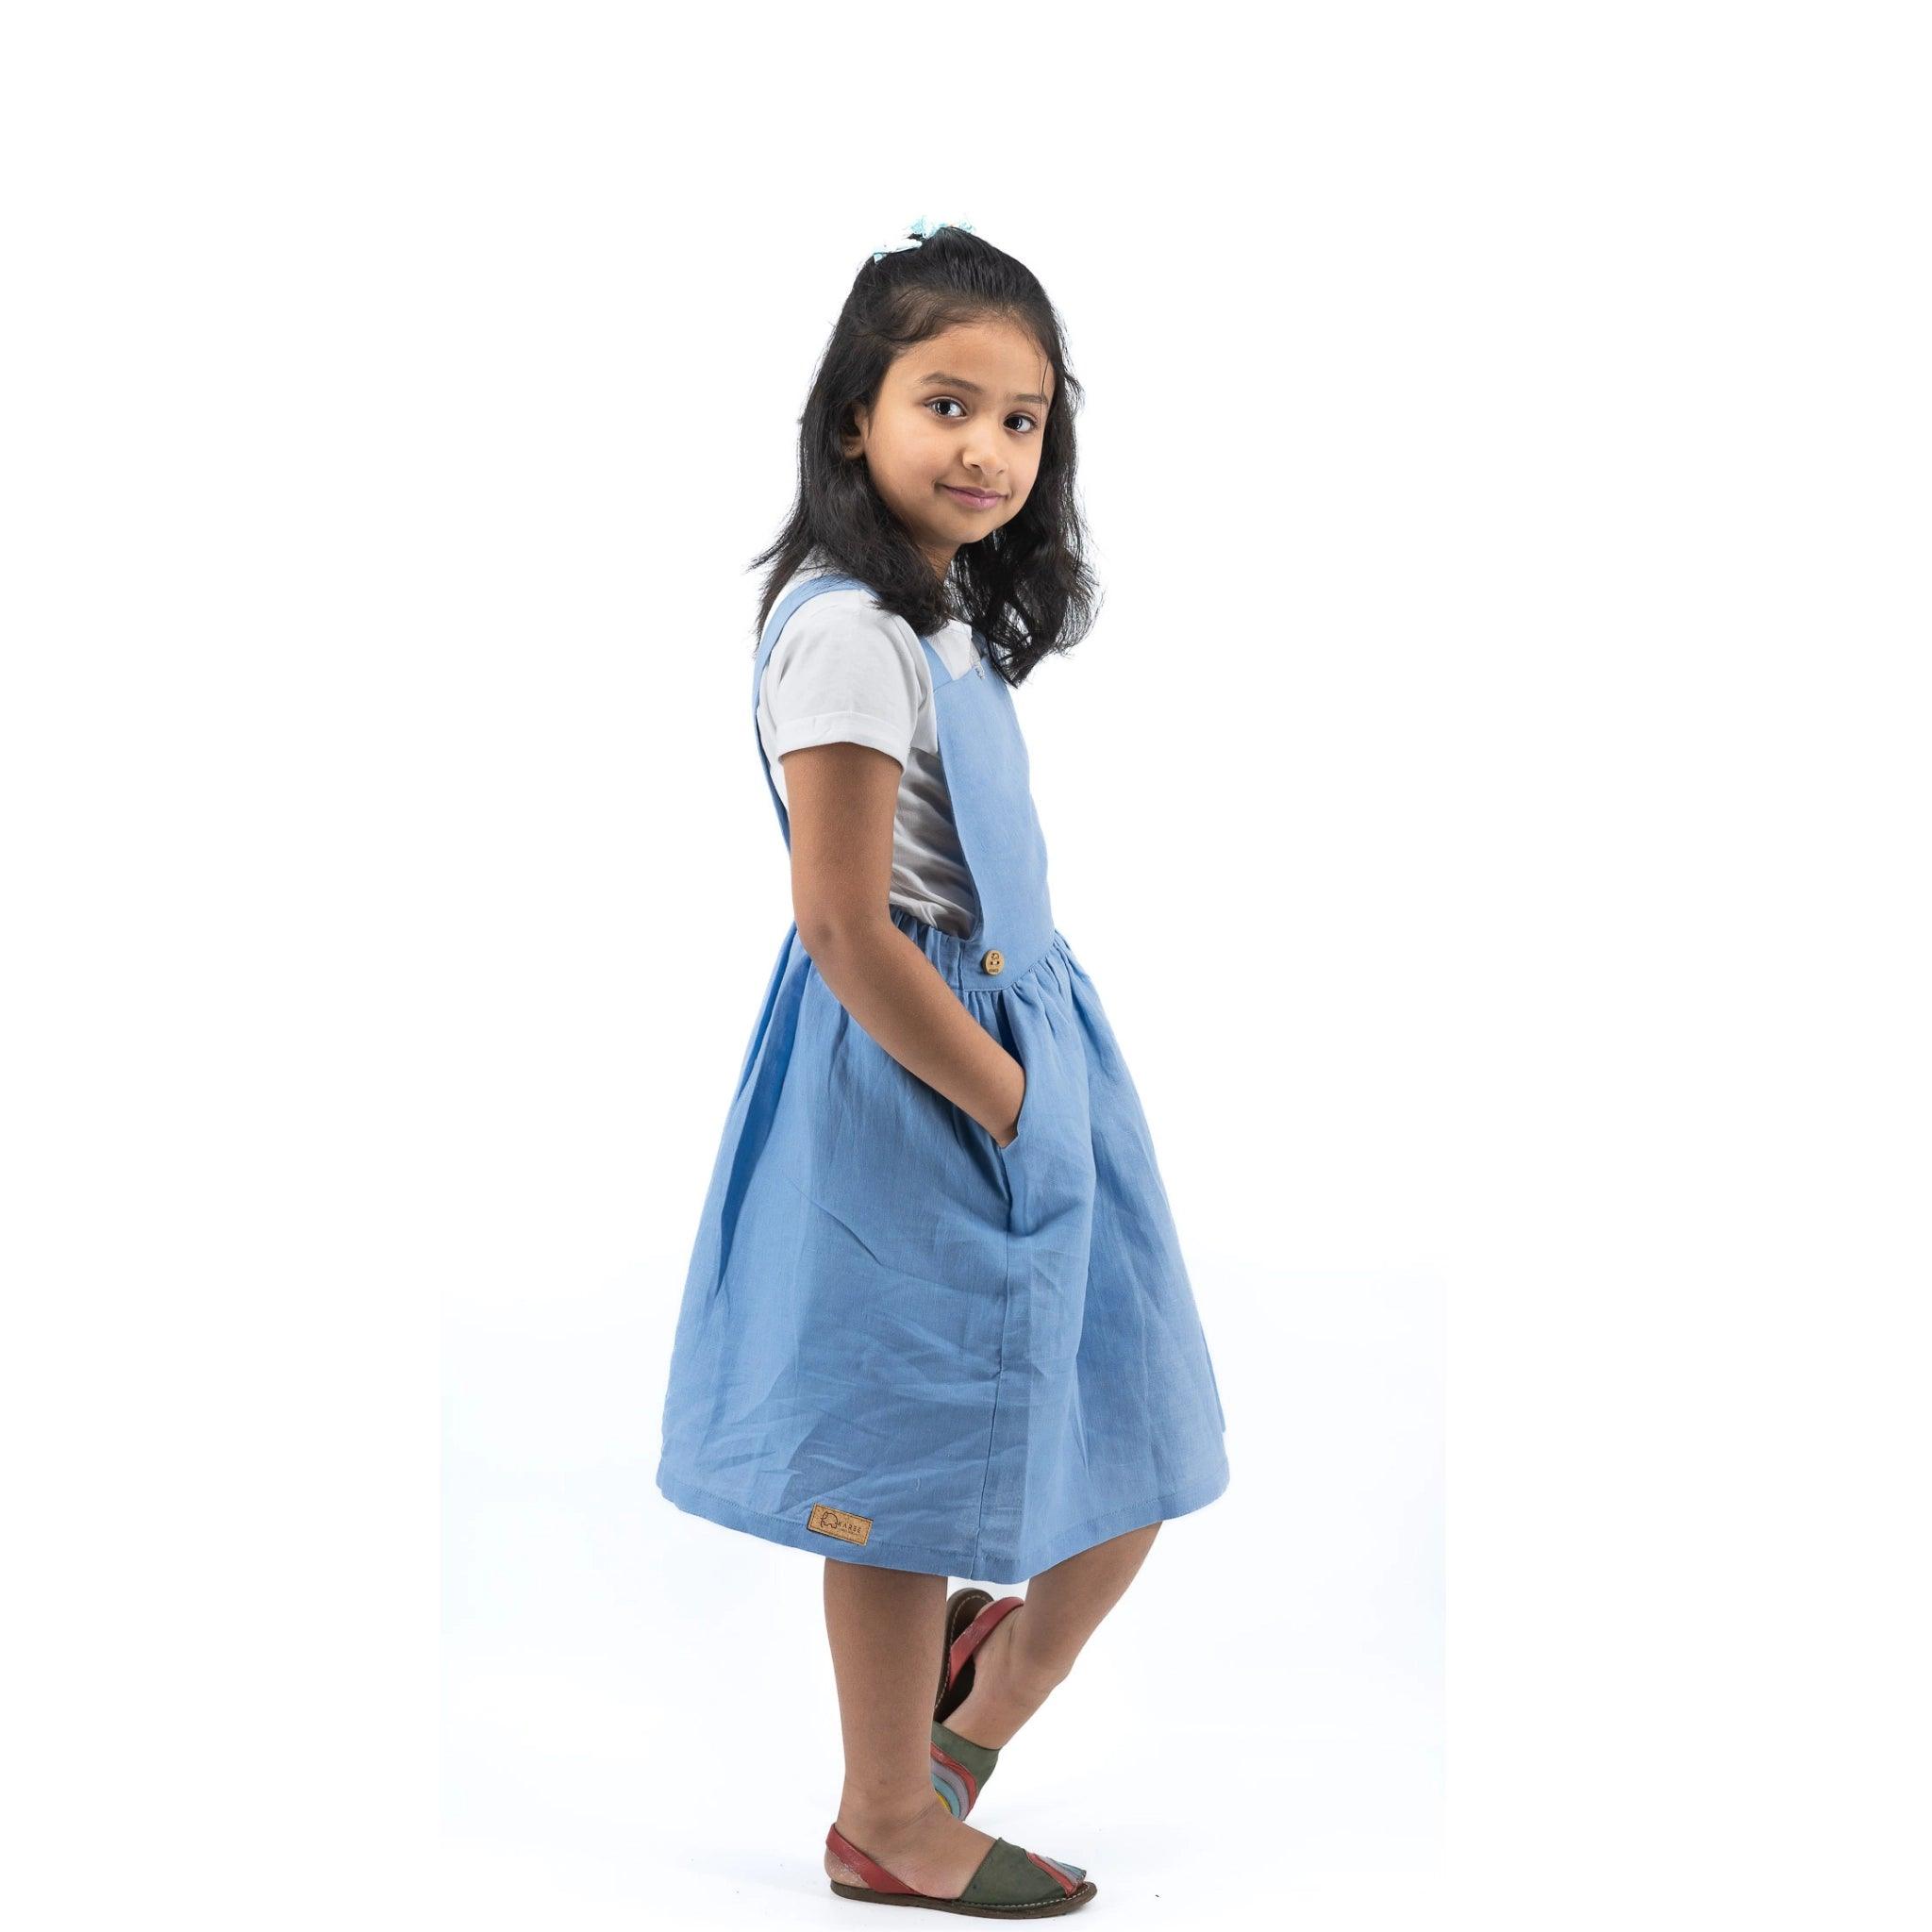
xmin=871 ymin=213 xmax=976 ymax=262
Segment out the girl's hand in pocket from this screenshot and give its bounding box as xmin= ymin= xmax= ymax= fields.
xmin=992 ymin=1058 xmax=1026 ymax=1149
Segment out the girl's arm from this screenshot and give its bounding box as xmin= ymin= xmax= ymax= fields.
xmin=782 ymin=740 xmax=1024 ymax=1147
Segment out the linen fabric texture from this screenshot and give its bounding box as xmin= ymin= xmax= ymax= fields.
xmin=656 ymin=573 xmax=1229 ymax=1582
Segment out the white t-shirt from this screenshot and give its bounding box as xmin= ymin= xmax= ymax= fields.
xmin=758 ymin=562 xmax=983 ymax=938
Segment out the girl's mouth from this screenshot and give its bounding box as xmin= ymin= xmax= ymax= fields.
xmin=942 ymin=486 xmax=1004 ymax=509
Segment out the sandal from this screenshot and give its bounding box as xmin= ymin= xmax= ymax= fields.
xmin=935 ymin=1588 xmax=995 ymax=1712
xmin=826 ymin=1821 xmax=1096 ymax=1916
xmin=930 ymin=1590 xmax=1023 ymax=1820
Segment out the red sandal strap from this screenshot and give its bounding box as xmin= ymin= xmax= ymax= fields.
xmin=927 ymin=1738 xmax=981 ymax=1813
xmin=1025 ymin=1848 xmax=1081 ymax=1896
xmin=946 ymin=1593 xmax=1024 ymax=1687
xmin=825 ymin=1823 xmax=917 ymax=1895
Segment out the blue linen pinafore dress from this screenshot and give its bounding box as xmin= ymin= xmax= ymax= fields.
xmin=655 ymin=573 xmax=1229 ymax=1584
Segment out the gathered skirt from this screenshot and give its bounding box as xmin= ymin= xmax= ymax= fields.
xmin=655 ymin=904 xmax=1230 ymax=1584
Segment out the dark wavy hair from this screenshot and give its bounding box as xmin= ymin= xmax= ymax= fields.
xmin=748 ymin=224 xmax=1100 ymax=686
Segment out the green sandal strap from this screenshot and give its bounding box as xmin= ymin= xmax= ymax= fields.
xmin=931 ymin=1717 xmax=1001 ymax=1782
xmin=929 ymin=1716 xmax=1000 ymax=1817
xmin=958 ymin=1837 xmax=1090 ymax=1907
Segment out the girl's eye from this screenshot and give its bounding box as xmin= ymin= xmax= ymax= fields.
xmin=926 ymin=397 xmax=1038 ymax=434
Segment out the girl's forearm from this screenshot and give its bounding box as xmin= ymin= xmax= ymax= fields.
xmin=802 ymin=916 xmax=1024 ymax=1146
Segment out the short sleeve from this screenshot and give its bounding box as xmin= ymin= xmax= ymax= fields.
xmin=760 ymin=592 xmax=926 ymax=770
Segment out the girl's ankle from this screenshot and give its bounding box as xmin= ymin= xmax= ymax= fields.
xmin=836 ymin=1794 xmax=952 ymax=1846
xmin=944 ymin=1663 xmax=1067 ymax=1747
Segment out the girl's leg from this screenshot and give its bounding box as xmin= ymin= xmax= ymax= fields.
xmin=940 ymin=1522 xmax=1162 ymax=1748
xmin=821 ymin=1524 xmax=1163 ymax=1894
xmin=823 ymin=1559 xmax=1004 ymax=1897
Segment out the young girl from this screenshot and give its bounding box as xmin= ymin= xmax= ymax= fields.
xmin=656 ymin=217 xmax=1230 ymax=1917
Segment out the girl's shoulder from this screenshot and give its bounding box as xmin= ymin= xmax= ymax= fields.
xmin=769 ymin=565 xmax=902 ymax=648
xmin=765 ymin=558 xmax=977 ymax=684
xmin=761 ymin=570 xmax=928 ymax=704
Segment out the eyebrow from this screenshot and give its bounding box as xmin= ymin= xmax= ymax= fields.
xmin=913 ymin=371 xmax=1051 ymax=408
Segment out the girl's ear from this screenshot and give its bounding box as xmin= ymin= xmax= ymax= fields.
xmin=841 ymin=401 xmax=869 ymax=460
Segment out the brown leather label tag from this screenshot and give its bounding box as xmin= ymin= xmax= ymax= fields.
xmin=807 ymin=1504 xmax=873 ymax=1545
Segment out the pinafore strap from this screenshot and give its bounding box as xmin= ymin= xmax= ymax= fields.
xmin=752 ymin=573 xmax=954 ymax=849
xmin=752 ymin=571 xmax=1053 ymax=978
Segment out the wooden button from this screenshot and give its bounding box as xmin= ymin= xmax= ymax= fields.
xmin=981 ymin=948 xmax=1004 ymax=974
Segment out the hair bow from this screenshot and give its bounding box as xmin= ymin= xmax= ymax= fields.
xmin=871 ymin=213 xmax=976 ymax=262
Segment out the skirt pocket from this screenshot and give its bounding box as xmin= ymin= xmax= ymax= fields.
xmin=957 ymin=989 xmax=1034 ymax=1176
xmin=990 ymin=1018 xmax=1032 ymax=1164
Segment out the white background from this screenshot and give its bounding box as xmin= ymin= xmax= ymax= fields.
xmin=5 ymin=4 xmax=1926 ymax=1928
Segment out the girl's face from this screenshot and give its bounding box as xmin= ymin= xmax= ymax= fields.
xmin=843 ymin=317 xmax=1055 ymax=582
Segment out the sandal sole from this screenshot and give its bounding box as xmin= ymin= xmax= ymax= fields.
xmin=828 ymin=1877 xmax=1099 ymax=1915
